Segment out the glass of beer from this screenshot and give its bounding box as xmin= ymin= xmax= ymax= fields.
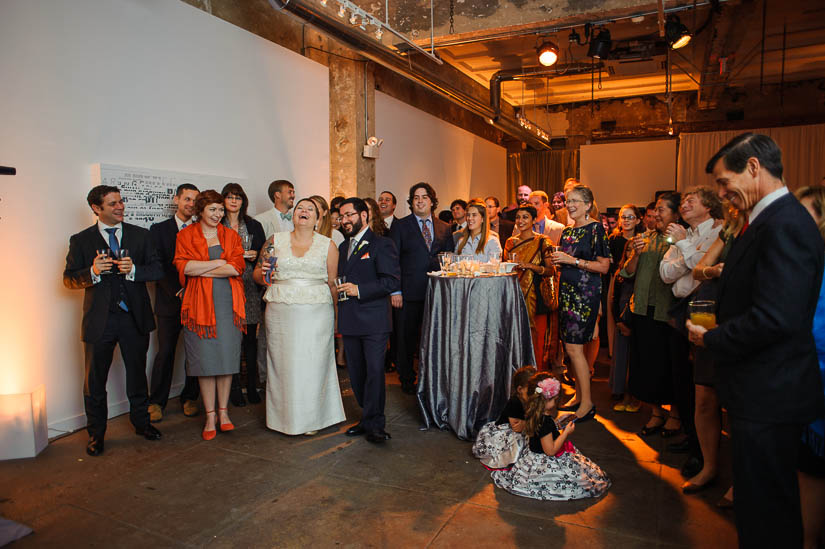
xmin=688 ymin=300 xmax=717 ymax=329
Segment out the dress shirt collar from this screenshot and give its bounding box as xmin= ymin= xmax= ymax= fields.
xmin=688 ymin=217 xmax=716 ymax=239
xmin=415 ymin=214 xmax=432 ymax=226
xmin=749 ymin=186 xmax=789 ymax=224
xmin=97 ymin=220 xmax=123 ymax=241
xmin=174 ymin=213 xmax=192 ymax=231
xmin=350 ymin=226 xmax=369 ymax=247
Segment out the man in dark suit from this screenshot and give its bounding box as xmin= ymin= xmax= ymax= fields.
xmin=687 ymin=133 xmax=825 ymax=548
xmin=147 ymin=183 xmax=200 ymax=422
xmin=485 ymin=195 xmax=514 ymax=246
xmin=389 ymin=182 xmax=454 ymax=394
xmin=378 ymin=190 xmax=400 ymax=373
xmin=63 ymin=185 xmax=164 ymax=456
xmin=337 ymin=198 xmax=400 ymax=444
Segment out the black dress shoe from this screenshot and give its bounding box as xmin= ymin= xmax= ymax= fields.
xmin=136 ymin=424 xmax=162 ymax=440
xmin=230 ymin=388 xmax=247 ymax=407
xmin=246 ymin=389 xmax=262 ymax=404
xmin=86 ymin=437 xmax=104 ymax=456
xmin=573 ymin=406 xmax=597 ymax=424
xmin=667 ymin=439 xmax=691 ymax=453
xmin=401 ymin=384 xmax=416 ymax=395
xmin=680 ymin=456 xmax=704 ymax=478
xmin=557 ymin=402 xmax=580 ymax=412
xmin=366 ymin=430 xmax=391 ymax=444
xmin=345 ymin=423 xmax=366 ymax=436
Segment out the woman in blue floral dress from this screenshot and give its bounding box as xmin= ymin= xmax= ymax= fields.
xmin=550 ymin=185 xmax=610 ymax=422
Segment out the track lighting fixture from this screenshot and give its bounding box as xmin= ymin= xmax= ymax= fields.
xmin=537 ymin=41 xmax=559 ymax=67
xmin=587 ymin=28 xmax=611 ymax=59
xmin=665 ymin=15 xmax=691 ymax=49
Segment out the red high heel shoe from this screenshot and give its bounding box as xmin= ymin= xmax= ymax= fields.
xmin=202 ymin=410 xmax=217 ymax=441
xmin=218 ymin=407 xmax=234 ymax=432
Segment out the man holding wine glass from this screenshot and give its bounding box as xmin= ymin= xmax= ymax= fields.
xmin=63 ymin=185 xmax=163 ymax=457
xmin=336 ymin=198 xmax=400 ymax=444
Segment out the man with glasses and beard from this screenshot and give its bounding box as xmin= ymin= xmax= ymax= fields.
xmin=337 ymin=198 xmax=400 ymax=444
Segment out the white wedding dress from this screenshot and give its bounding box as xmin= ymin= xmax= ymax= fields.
xmin=263 ymin=231 xmax=345 ymax=434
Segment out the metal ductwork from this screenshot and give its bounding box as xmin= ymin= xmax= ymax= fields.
xmin=489 ymin=63 xmax=601 ymax=118
xmin=268 ymin=0 xmax=551 ymax=150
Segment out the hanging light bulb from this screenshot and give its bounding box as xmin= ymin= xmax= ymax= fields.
xmin=375 ymin=27 xmax=384 ymax=40
xmin=320 ymin=0 xmax=328 ymax=6
xmin=337 ymin=3 xmax=346 ymax=17
xmin=537 ymin=41 xmax=559 ymax=67
xmin=349 ymin=12 xmax=359 ymax=25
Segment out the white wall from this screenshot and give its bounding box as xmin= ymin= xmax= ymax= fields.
xmin=0 ymin=0 xmax=329 ymax=435
xmin=580 ymin=140 xmax=677 ymax=210
xmin=375 ymin=92 xmax=507 ymax=215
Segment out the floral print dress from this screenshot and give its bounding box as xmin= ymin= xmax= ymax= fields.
xmin=558 ymin=221 xmax=610 ymax=344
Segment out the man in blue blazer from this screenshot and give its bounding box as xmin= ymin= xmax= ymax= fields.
xmin=337 ymin=198 xmax=401 ymax=444
xmin=389 ymin=183 xmax=454 ymax=394
xmin=687 ymin=133 xmax=825 ymax=547
xmin=63 ymin=185 xmax=164 ymax=456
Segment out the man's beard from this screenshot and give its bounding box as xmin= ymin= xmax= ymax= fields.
xmin=343 ymin=218 xmax=363 ymax=237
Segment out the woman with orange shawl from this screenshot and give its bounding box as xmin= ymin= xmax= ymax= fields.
xmin=174 ymin=190 xmax=246 ymax=441
xmin=504 ymin=205 xmax=556 ymax=370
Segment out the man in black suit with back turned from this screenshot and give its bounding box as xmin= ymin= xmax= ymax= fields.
xmin=389 ymin=182 xmax=454 ymax=394
xmin=147 ymin=183 xmax=201 ymax=423
xmin=686 ymin=133 xmax=824 ymax=548
xmin=337 ymin=198 xmax=400 ymax=444
xmin=63 ymin=185 xmax=164 ymax=456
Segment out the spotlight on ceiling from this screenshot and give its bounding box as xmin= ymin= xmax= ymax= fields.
xmin=587 ymin=28 xmax=611 ymax=59
xmin=537 ymin=41 xmax=559 ymax=67
xmin=665 ymin=15 xmax=691 ymax=49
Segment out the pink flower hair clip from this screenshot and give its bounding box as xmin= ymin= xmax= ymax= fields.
xmin=534 ymin=377 xmax=560 ymax=400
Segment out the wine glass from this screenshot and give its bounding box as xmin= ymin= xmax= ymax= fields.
xmin=241 ymin=234 xmax=252 ymax=251
xmin=335 ymin=276 xmax=349 ymax=301
xmin=96 ymin=248 xmax=114 ymax=275
xmin=116 ymin=249 xmax=129 ymax=275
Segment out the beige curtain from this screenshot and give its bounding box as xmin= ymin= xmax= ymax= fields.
xmin=677 ymin=124 xmax=825 ymax=193
xmin=507 ymin=150 xmax=579 ymax=207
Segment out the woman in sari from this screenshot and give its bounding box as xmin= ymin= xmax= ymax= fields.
xmin=504 ymin=205 xmax=555 ymax=371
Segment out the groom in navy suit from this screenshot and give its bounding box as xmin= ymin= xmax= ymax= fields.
xmin=336 ymin=198 xmax=400 ymax=444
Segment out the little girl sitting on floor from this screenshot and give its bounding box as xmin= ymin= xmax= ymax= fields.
xmin=492 ymin=373 xmax=611 ymax=501
xmin=472 ymin=366 xmax=536 ymax=470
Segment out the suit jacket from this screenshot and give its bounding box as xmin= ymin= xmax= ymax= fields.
xmin=389 ymin=213 xmax=454 ymax=301
xmin=63 ymin=222 xmax=163 ymax=343
xmin=149 ymin=217 xmax=185 ymax=317
xmin=704 ymin=193 xmax=825 ymax=423
xmin=490 ymin=217 xmax=514 ymax=246
xmin=536 ymin=216 xmax=565 ymax=245
xmin=337 ymin=229 xmax=400 ymax=337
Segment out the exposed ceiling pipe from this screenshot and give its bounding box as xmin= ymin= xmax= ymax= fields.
xmin=269 ymin=0 xmax=551 ymax=149
xmin=490 ymin=63 xmax=599 ymax=118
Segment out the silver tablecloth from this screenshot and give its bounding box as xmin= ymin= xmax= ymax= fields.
xmin=416 ymin=274 xmax=535 ymax=440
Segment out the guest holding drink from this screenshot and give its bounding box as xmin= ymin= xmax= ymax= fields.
xmin=253 ymin=198 xmax=345 ymax=435
xmin=620 ymin=193 xmax=681 ymax=436
xmin=504 ymin=205 xmax=555 ymax=370
xmin=221 ymin=183 xmax=266 ymax=405
xmin=455 ymin=200 xmax=502 ymax=261
xmin=174 ymin=190 xmax=246 ymax=441
xmin=550 ymin=185 xmax=610 ymax=422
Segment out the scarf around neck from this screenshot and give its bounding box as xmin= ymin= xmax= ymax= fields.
xmin=174 ymin=223 xmax=246 ymax=338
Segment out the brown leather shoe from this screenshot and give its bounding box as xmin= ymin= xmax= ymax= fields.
xmin=182 ymin=400 xmax=199 ymax=417
xmin=148 ymin=404 xmax=163 ymax=423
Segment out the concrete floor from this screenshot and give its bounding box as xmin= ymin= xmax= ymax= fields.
xmin=0 ymin=358 xmax=737 ymax=548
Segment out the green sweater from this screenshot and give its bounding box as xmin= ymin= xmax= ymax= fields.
xmin=619 ymin=230 xmax=674 ymax=322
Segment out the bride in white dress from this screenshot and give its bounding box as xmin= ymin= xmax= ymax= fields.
xmin=253 ymin=198 xmax=345 ymax=435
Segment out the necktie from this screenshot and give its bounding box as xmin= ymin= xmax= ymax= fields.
xmin=348 ymin=238 xmax=358 ymax=259
xmin=420 ymin=219 xmax=433 ymax=250
xmin=180 ymin=221 xmax=188 ymax=229
xmin=280 ymin=211 xmax=293 ymax=221
xmin=105 ymin=228 xmax=129 ymax=311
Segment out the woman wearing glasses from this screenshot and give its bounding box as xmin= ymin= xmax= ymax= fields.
xmin=550 ymin=185 xmax=611 ymax=422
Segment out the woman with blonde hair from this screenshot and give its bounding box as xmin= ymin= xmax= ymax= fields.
xmin=310 ymin=195 xmax=344 ymax=248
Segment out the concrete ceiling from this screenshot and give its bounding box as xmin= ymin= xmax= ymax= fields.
xmin=340 ymin=0 xmax=825 ymax=108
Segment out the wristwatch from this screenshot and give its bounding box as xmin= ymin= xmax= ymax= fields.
xmin=575 ymin=258 xmax=580 ymax=267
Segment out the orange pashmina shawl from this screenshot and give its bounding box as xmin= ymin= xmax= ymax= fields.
xmin=174 ymin=223 xmax=246 ymax=338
